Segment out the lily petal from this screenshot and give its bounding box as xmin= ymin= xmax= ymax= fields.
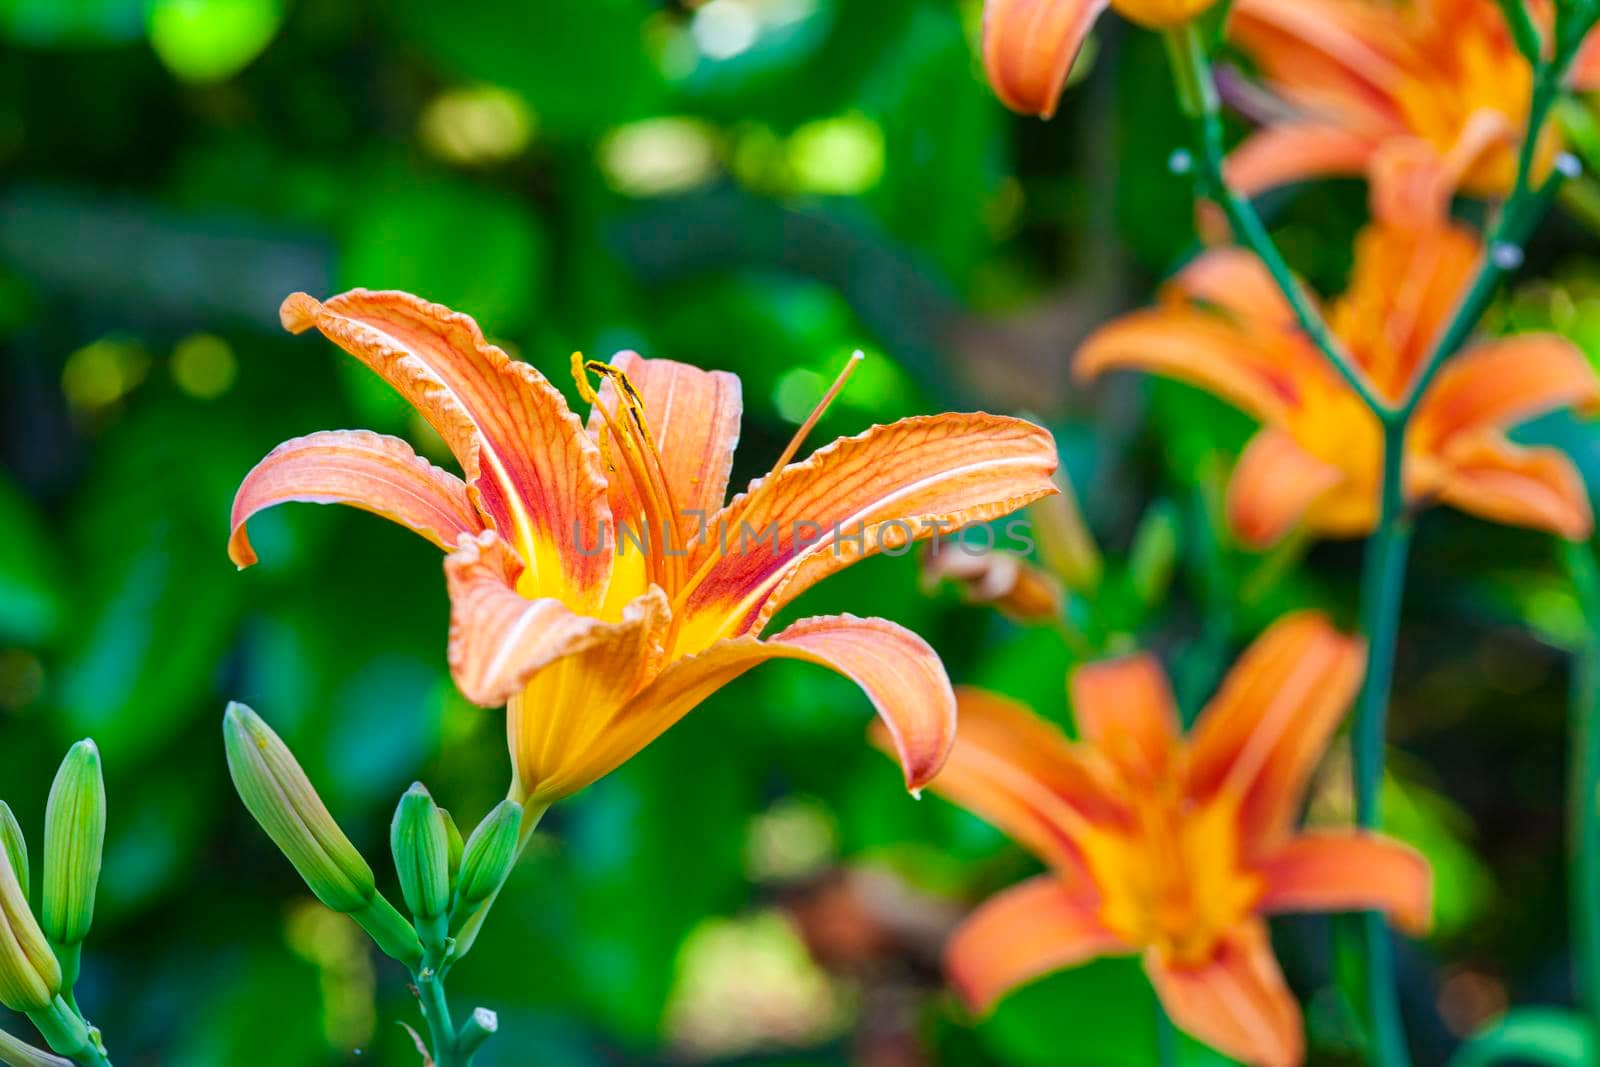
xmin=1075 ymin=308 xmax=1304 ymax=426
xmin=588 ymin=351 xmax=743 ymax=543
xmin=681 ymin=414 xmax=1059 ymax=648
xmin=1146 ymin=922 xmax=1303 ymax=1067
xmin=1415 ymin=335 xmax=1600 ymax=444
xmin=1227 ymin=428 xmax=1344 ymax=549
xmin=906 ymin=687 xmax=1123 ymax=873
xmin=1256 ymin=832 xmax=1432 ymax=936
xmin=281 ymin=290 xmax=613 ymax=608
xmin=1229 ymin=0 xmax=1409 ymax=101
xmin=1187 ymin=612 xmax=1366 ymax=848
xmin=568 ymin=614 xmax=958 ymax=800
xmin=1574 ymin=28 xmax=1600 ymax=92
xmin=1225 ymin=123 xmax=1380 ymax=203
xmin=1168 ymin=248 xmax=1300 ymax=329
xmin=229 ymin=430 xmax=484 ymax=567
xmin=982 ymin=0 xmax=1109 ymax=119
xmin=1433 ymin=434 xmax=1594 ymax=540
xmin=946 ymin=875 xmax=1126 ymax=1015
xmin=443 ymin=532 xmax=666 ymax=708
xmin=1069 ymin=654 xmax=1180 ymax=787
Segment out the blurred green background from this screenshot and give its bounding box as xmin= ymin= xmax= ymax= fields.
xmin=2 ymin=0 xmax=1600 ymax=1064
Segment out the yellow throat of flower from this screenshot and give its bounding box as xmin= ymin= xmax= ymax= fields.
xmin=1077 ymin=785 xmax=1261 ymax=967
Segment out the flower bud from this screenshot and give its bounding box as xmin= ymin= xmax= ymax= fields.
xmin=922 ymin=546 xmax=1064 ymax=624
xmin=41 ymin=741 xmax=104 ymax=949
xmin=454 ymin=800 xmax=522 ymax=918
xmin=439 ymin=808 xmax=464 ymax=885
xmin=0 ymin=1027 xmax=73 ymax=1067
xmin=1128 ymin=500 xmax=1180 ymax=607
xmin=0 ymin=803 xmax=27 ymax=898
xmin=0 ymin=841 xmax=59 ymax=1014
xmin=223 ymin=703 xmax=376 ymax=914
xmin=390 ymin=784 xmax=450 ymax=923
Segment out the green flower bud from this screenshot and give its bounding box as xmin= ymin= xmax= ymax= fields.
xmin=41 ymin=741 xmax=104 ymax=949
xmin=439 ymin=808 xmax=464 ymax=885
xmin=0 ymin=1026 xmax=73 ymax=1067
xmin=0 ymin=803 xmax=27 ymax=899
xmin=0 ymin=842 xmax=59 ymax=1013
xmin=454 ymin=800 xmax=522 ymax=918
xmin=391 ymin=784 xmax=450 ymax=923
xmin=223 ymin=703 xmax=375 ymax=914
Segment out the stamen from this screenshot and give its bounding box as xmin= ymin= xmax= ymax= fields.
xmin=767 ymin=350 xmax=864 ymax=480
xmin=572 ymin=355 xmax=687 ymax=596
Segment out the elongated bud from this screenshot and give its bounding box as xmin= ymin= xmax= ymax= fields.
xmin=1032 ymin=475 xmax=1102 ymax=593
xmin=391 ymin=784 xmax=450 ymax=923
xmin=454 ymin=800 xmax=522 ymax=917
xmin=0 ymin=804 xmax=27 ymax=899
xmin=439 ymin=808 xmax=464 ymax=885
xmin=922 ymin=547 xmax=1063 ymax=624
xmin=0 ymin=1027 xmax=73 ymax=1067
xmin=41 ymin=741 xmax=104 ymax=949
xmin=1128 ymin=501 xmax=1180 ymax=607
xmin=0 ymin=844 xmax=59 ymax=1013
xmin=223 ymin=703 xmax=376 ymax=914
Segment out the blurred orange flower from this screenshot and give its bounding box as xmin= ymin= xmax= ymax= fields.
xmin=898 ymin=613 xmax=1430 ymax=1067
xmin=1078 ymin=224 xmax=1600 ymax=547
xmin=1227 ymin=0 xmax=1600 ymax=222
xmin=983 ymin=0 xmax=1219 ymax=117
xmin=230 ymin=290 xmax=1060 ymax=805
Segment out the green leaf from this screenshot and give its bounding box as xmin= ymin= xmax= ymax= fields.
xmin=0 ymin=474 xmax=64 ymax=646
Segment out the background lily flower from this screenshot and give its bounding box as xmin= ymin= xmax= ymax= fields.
xmin=1077 ymin=223 xmax=1600 ymax=547
xmin=1227 ymin=0 xmax=1600 ymax=223
xmin=230 ymin=290 xmax=1060 ymax=806
xmin=890 ymin=613 xmax=1430 ymax=1067
xmin=983 ymin=0 xmax=1220 ymax=118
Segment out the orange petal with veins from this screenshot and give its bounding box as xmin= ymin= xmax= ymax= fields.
xmin=1415 ymin=335 xmax=1600 ymax=444
xmin=564 ymin=614 xmax=958 ymax=800
xmin=1069 ymin=654 xmax=1180 ymax=786
xmin=1225 ymin=123 xmax=1379 ymax=203
xmin=1186 ymin=612 xmax=1365 ymax=849
xmin=281 ymin=290 xmax=613 ymax=608
xmin=1076 ymin=307 xmax=1305 ymax=425
xmin=587 ymin=351 xmax=742 ymax=546
xmin=1434 ymin=434 xmax=1594 ymax=540
xmin=982 ymin=0 xmax=1108 ymax=118
xmin=229 ymin=430 xmax=483 ymax=568
xmin=1227 ymin=428 xmax=1345 ymax=549
xmin=1146 ymin=922 xmax=1303 ymax=1067
xmin=1255 ymin=832 xmax=1432 ymax=936
xmin=443 ymin=532 xmax=666 ymax=709
xmin=898 ymin=687 xmax=1123 ymax=874
xmin=680 ymin=414 xmax=1058 ymax=648
xmin=946 ymin=875 xmax=1127 ymax=1015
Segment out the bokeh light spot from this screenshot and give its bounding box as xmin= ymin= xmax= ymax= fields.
xmin=599 ymin=117 xmax=721 ymax=197
xmin=170 ymin=333 xmax=238 ymax=399
xmin=786 ymin=113 xmax=884 ymax=196
xmin=147 ymin=0 xmax=284 ymax=84
xmin=61 ymin=336 xmax=149 ymax=414
xmin=419 ymin=86 xmax=535 ymax=166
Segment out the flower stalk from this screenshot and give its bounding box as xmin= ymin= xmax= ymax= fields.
xmin=1161 ymin=3 xmax=1600 ymax=1062
xmin=1567 ymin=537 xmax=1600 ymax=1029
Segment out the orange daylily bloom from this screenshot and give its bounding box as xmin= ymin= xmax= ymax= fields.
xmin=983 ymin=0 xmax=1219 ymax=117
xmin=890 ymin=613 xmax=1430 ymax=1067
xmin=1077 ymin=223 xmax=1600 ymax=547
xmin=1227 ymin=0 xmax=1600 ymax=223
xmin=230 ymin=290 xmax=1060 ymax=805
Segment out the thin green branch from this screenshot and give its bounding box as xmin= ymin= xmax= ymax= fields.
xmin=1164 ymin=23 xmax=1393 ymax=419
xmin=1567 ymin=537 xmax=1600 ymax=1029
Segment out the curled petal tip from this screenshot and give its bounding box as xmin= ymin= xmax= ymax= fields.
xmin=279 ymin=292 xmax=322 ymax=334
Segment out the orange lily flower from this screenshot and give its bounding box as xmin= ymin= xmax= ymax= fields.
xmin=230 ymin=290 xmax=1060 ymax=805
xmin=890 ymin=613 xmax=1430 ymax=1067
xmin=983 ymin=0 xmax=1220 ymax=117
xmin=1227 ymin=0 xmax=1600 ymax=223
xmin=1077 ymin=223 xmax=1600 ymax=547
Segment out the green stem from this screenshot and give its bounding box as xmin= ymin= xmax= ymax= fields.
xmin=415 ymin=963 xmax=458 ymax=1067
xmin=1163 ymin=22 xmax=1390 ymax=419
xmin=1567 ymin=538 xmax=1600 ymax=1029
xmin=24 ymin=999 xmax=107 ymax=1067
xmin=1351 ymin=423 xmax=1415 ymax=1067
